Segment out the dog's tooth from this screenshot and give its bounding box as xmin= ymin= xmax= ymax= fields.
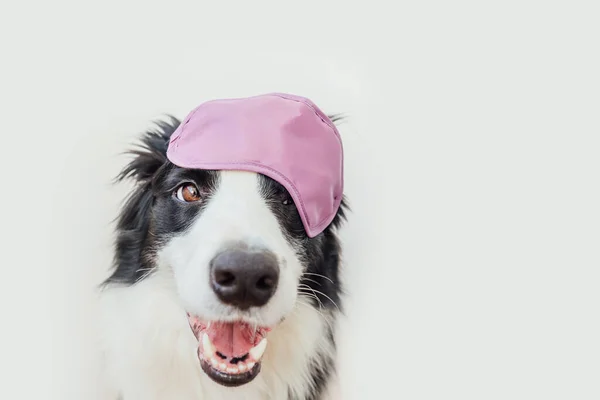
xmin=249 ymin=338 xmax=267 ymax=361
xmin=227 ymin=367 xmax=238 ymax=374
xmin=247 ymin=362 xmax=256 ymax=370
xmin=238 ymin=363 xmax=247 ymax=372
xmin=219 ymin=363 xmax=227 ymax=371
xmin=211 ymin=359 xmax=219 ymax=368
xmin=202 ymin=333 xmax=215 ymax=357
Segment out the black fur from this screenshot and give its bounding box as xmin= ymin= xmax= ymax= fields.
xmin=105 ymin=117 xmax=180 ymax=285
xmin=104 ymin=114 xmax=348 ymax=399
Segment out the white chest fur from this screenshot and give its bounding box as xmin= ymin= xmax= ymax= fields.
xmin=97 ymin=271 xmax=337 ymax=400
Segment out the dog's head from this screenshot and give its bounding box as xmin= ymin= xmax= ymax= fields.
xmin=106 ymin=117 xmax=347 ymax=387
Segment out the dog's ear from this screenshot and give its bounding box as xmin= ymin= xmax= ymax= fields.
xmin=104 ymin=117 xmax=180 ymax=286
xmin=115 ymin=116 xmax=181 ymax=183
xmin=328 ymin=196 xmax=349 ymax=231
xmin=326 ymin=113 xmax=349 ymax=231
xmin=107 ymin=181 xmax=154 ymax=284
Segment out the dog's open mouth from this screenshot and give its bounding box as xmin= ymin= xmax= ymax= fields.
xmin=188 ymin=314 xmax=270 ymax=387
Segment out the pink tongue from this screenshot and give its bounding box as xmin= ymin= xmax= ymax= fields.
xmin=206 ymin=322 xmax=259 ymax=358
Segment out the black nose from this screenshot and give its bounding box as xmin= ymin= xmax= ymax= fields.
xmin=210 ymin=247 xmax=280 ymax=309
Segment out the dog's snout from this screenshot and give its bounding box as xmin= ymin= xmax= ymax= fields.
xmin=210 ymin=247 xmax=280 ymax=309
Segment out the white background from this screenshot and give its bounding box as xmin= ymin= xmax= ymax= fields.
xmin=1 ymin=0 xmax=599 ymax=399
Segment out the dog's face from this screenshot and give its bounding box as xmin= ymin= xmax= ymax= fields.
xmin=155 ymin=166 xmax=305 ymax=327
xmin=106 ymin=119 xmax=346 ymax=388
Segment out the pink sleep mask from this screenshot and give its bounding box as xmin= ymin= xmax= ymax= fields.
xmin=166 ymin=93 xmax=344 ymax=238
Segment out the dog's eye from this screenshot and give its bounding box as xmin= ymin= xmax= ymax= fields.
xmin=175 ymin=184 xmax=201 ymax=203
xmin=282 ymin=198 xmax=292 ymax=206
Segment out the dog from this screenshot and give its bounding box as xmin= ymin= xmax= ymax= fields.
xmin=97 ymin=98 xmax=349 ymax=399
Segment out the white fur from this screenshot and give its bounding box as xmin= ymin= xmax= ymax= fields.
xmin=98 ymin=171 xmax=338 ymax=399
xmin=163 ymin=171 xmax=301 ymax=328
xmin=98 ymin=270 xmax=336 ymax=399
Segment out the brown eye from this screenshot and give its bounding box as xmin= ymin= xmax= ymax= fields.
xmin=175 ymin=184 xmax=201 ymax=203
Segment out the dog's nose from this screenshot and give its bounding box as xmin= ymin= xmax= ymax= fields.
xmin=210 ymin=248 xmax=280 ymax=309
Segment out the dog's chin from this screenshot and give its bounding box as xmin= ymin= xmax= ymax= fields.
xmin=188 ymin=314 xmax=272 ymax=387
xmin=200 ymin=357 xmax=262 ymax=387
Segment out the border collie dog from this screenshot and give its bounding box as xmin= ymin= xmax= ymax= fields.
xmin=98 ymin=99 xmax=348 ymax=399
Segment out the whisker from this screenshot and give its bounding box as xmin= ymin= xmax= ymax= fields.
xmin=298 ymin=289 xmax=323 ymax=309
xmin=302 ymin=272 xmax=334 ymax=284
xmin=298 ymin=284 xmax=327 ymax=310
xmin=299 ymin=277 xmax=322 ymax=286
xmin=299 ymin=285 xmax=340 ymax=311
